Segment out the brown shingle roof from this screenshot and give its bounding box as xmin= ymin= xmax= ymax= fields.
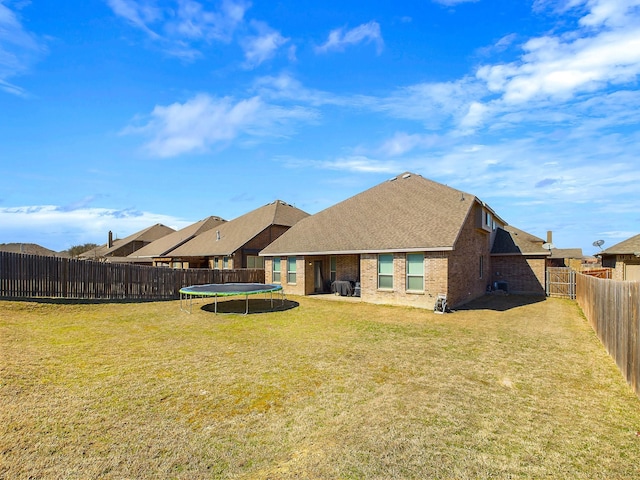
xmin=128 ymin=216 xmax=226 ymax=258
xmin=491 ymin=226 xmax=549 ymax=256
xmin=102 ymin=223 xmax=175 ymax=255
xmin=549 ymin=248 xmax=583 ymax=259
xmin=601 ymin=233 xmax=640 ymax=255
xmin=169 ymin=201 xmax=309 ymax=256
xmin=261 ymin=173 xmax=479 ymax=255
xmin=79 ymin=223 xmax=175 ymax=258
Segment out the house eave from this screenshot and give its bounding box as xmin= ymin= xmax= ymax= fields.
xmin=490 ymin=252 xmax=551 ymax=257
xmin=260 ymin=246 xmax=454 ymax=256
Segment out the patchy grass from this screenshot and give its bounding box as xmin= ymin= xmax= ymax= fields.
xmin=1 ymin=295 xmax=640 ymax=479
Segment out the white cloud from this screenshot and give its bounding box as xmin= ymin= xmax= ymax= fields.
xmin=432 ymin=0 xmax=478 ymax=5
xmin=106 ymin=0 xmax=162 ymax=38
xmin=378 ymin=132 xmax=441 ymax=156
xmin=165 ymin=0 xmax=247 ymax=42
xmin=283 ymin=156 xmax=400 ymax=174
xmin=241 ymin=21 xmax=289 ymax=68
xmin=0 ymin=1 xmax=47 ymax=95
xmin=374 ymin=78 xmax=487 ymax=130
xmin=124 ymin=92 xmax=317 ymax=157
xmin=579 ymin=0 xmax=640 ymax=27
xmin=315 ymin=21 xmax=383 ymax=54
xmin=252 ymin=72 xmax=346 ymax=106
xmin=476 ymin=0 xmax=640 ymax=105
xmin=107 ymin=0 xmax=250 ymax=59
xmin=0 ymin=205 xmax=191 ymax=251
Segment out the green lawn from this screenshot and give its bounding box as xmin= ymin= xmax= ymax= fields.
xmin=2 ymin=295 xmax=640 ymax=479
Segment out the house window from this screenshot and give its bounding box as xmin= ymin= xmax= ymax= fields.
xmin=273 ymin=258 xmax=281 ymax=283
xmin=247 ymin=255 xmax=264 ymax=269
xmin=213 ymin=257 xmax=220 ymax=269
xmin=378 ymin=254 xmax=394 ymax=289
xmin=479 ymin=255 xmax=484 ymax=279
xmin=406 ymin=253 xmax=424 ymax=291
xmin=287 ymin=257 xmax=297 ymax=284
xmin=330 ymin=256 xmax=337 ymax=282
xmin=223 ymin=256 xmax=230 ymax=269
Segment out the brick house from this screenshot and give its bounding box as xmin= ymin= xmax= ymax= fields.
xmin=79 ymin=223 xmax=175 ymax=262
xmin=599 ymin=233 xmax=640 ymax=281
xmin=259 ymin=173 xmax=542 ymax=310
xmin=126 ymin=216 xmax=227 ymax=266
xmin=161 ymin=200 xmax=309 ymax=269
xmin=490 ymin=226 xmax=550 ymax=295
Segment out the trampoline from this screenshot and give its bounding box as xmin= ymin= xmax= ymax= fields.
xmin=179 ymin=283 xmax=285 ymax=314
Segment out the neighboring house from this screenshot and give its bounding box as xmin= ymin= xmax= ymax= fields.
xmin=0 ymin=243 xmax=64 ymax=257
xmin=260 ymin=172 xmax=521 ymax=310
xmin=78 ymin=224 xmax=175 ymax=262
xmin=164 ymin=200 xmax=309 ymax=269
xmin=599 ymin=234 xmax=640 ymax=281
xmin=490 ymin=226 xmax=550 ymax=295
xmin=126 ymin=216 xmax=227 ymax=266
xmin=547 ymin=248 xmax=584 ymax=270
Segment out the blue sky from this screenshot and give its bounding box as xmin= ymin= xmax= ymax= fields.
xmin=1 ymin=0 xmax=639 ymax=255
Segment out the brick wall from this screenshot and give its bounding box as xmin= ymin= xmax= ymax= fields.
xmin=264 ymin=256 xmax=306 ymax=295
xmin=446 ymin=206 xmax=492 ymax=307
xmin=360 ymin=252 xmax=448 ymax=310
xmin=239 ymin=226 xmax=290 ymax=268
xmin=337 ymin=255 xmax=359 ymax=282
xmin=491 ymin=255 xmax=545 ymax=294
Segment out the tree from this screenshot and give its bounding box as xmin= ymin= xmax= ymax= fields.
xmin=66 ymin=243 xmax=99 ymax=258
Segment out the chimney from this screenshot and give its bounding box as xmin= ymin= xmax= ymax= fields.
xmin=108 ymin=231 xmax=113 ymax=248
xmin=546 ymin=231 xmax=553 ymax=244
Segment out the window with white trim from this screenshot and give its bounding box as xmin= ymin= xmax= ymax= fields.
xmin=287 ymin=257 xmax=297 ymax=284
xmin=406 ymin=253 xmax=424 ymax=291
xmin=378 ymin=254 xmax=394 ymax=289
xmin=273 ymin=258 xmax=281 ymax=283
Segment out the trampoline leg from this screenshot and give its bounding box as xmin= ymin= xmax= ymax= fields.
xmin=215 ymin=295 xmax=218 ymax=314
xmin=245 ymin=294 xmax=249 ymax=315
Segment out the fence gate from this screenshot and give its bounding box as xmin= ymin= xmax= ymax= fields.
xmin=546 ymin=267 xmax=576 ymax=299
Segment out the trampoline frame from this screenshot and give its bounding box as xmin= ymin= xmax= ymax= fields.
xmin=179 ymin=283 xmax=286 ymax=314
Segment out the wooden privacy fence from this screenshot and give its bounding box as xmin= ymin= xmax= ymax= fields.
xmin=546 ymin=267 xmax=576 ymax=299
xmin=0 ymin=252 xmax=265 ymax=301
xmin=580 ymin=268 xmax=612 ymax=279
xmin=576 ymin=273 xmax=640 ymax=398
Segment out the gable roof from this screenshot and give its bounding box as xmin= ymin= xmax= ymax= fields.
xmin=168 ymin=200 xmax=309 ymax=257
xmin=260 ymin=173 xmax=486 ymax=256
xmin=79 ymin=223 xmax=175 ymax=259
xmin=127 ymin=216 xmax=226 ymax=259
xmin=491 ymin=226 xmax=549 ymax=256
xmin=600 ymin=233 xmax=640 ymax=255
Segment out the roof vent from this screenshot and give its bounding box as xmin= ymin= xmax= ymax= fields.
xmin=216 ymin=230 xmax=220 ymax=241
xmin=389 ymin=176 xmax=397 ymax=181
xmin=402 ymin=173 xmax=411 ymax=179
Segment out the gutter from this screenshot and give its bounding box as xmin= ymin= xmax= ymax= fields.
xmin=260 ymin=246 xmax=454 ymax=256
